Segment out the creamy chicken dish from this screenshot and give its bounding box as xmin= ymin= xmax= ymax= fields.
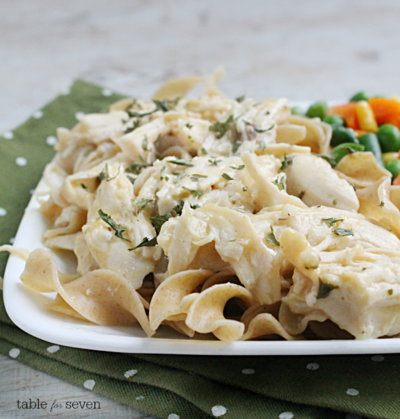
xmin=6 ymin=75 xmax=400 ymax=341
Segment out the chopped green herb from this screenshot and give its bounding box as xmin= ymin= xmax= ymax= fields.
xmin=126 ymin=175 xmax=136 ymax=185
xmin=99 ymin=163 xmax=120 ymax=181
xmin=236 ymin=95 xmax=245 ymax=103
xmin=209 ymin=115 xmax=235 ymax=139
xmin=172 ymin=172 xmax=187 ymax=184
xmin=136 ymin=198 xmax=153 ymax=213
xmin=98 ymin=209 xmax=130 ymax=242
xmin=160 ymin=166 xmax=166 ymax=180
xmin=164 ymin=176 xmax=169 ymax=181
xmin=317 ymin=279 xmax=338 ymax=299
xmin=167 ymin=159 xmax=194 ymax=167
xmin=333 ymin=199 xmax=338 ymax=206
xmin=182 ymin=186 xmax=204 ymax=198
xmin=208 ymin=158 xmax=221 ymax=166
xmin=272 ymin=176 xmax=285 ymax=191
xmin=266 ymin=226 xmax=280 ymax=246
xmin=348 ymin=182 xmax=356 ymax=191
xmin=322 ymin=217 xmax=344 ymax=226
xmin=378 ymin=201 xmax=385 ymax=207
xmin=81 ymin=183 xmax=89 ymax=191
xmin=254 ymin=124 xmax=275 ymax=133
xmin=281 ymin=154 xmax=294 ymax=171
xmin=260 ymin=140 xmax=266 ymax=152
xmin=388 ymin=289 xmax=394 ymax=296
xmin=124 ymin=119 xmax=140 ymax=133
xmin=333 ymin=228 xmax=354 ymax=236
xmin=243 ymin=186 xmax=248 ymax=191
xmin=190 ymin=173 xmax=208 ymax=178
xmin=153 ymin=99 xmax=169 ymax=112
xmin=232 ymin=141 xmax=241 ymax=153
xmin=361 ymin=267 xmax=367 ymax=271
xmin=230 ymin=165 xmax=245 ymax=170
xmin=150 ymin=213 xmax=172 ymax=235
xmin=142 ymin=134 xmax=151 ymax=152
xmin=126 ymin=156 xmax=150 ymax=175
xmin=316 ymin=154 xmax=337 ymax=168
xmin=190 ymin=204 xmax=200 ymax=210
xmin=172 ymin=199 xmax=185 ymax=216
xmin=129 ymin=236 xmax=157 ymax=250
xmin=186 ymin=122 xmax=193 ymax=129
xmin=222 ymin=173 xmax=234 ymax=181
xmin=201 ymin=147 xmax=208 ymax=155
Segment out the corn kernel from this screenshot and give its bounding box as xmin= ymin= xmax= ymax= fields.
xmin=355 ymin=101 xmax=378 ymax=132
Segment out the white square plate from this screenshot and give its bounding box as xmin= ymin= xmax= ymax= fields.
xmin=4 ymin=101 xmax=400 ymax=355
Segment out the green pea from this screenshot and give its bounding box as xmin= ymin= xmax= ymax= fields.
xmin=377 ymin=124 xmax=400 ymax=152
xmin=385 ymin=159 xmax=400 ymax=181
xmin=290 ymin=106 xmax=304 ymax=116
xmin=349 ymin=91 xmax=369 ymax=102
xmin=331 ymin=143 xmax=365 ymax=164
xmin=306 ymin=101 xmax=328 ymax=120
xmin=323 ymin=115 xmax=345 ymax=128
xmin=330 ymin=127 xmax=359 ymax=147
xmin=358 ymin=133 xmax=384 ymax=166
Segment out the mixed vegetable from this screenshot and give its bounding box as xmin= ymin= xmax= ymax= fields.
xmin=295 ymin=92 xmax=400 ymax=184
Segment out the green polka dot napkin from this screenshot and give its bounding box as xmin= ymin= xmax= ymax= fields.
xmin=0 ymin=80 xmax=398 ymax=419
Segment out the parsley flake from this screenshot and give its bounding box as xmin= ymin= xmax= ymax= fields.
xmin=182 ymin=186 xmax=204 ymax=198
xmin=230 ymin=165 xmax=245 ymax=170
xmin=333 ymin=228 xmax=354 ymax=236
xmin=317 ymin=279 xmax=338 ymax=299
xmin=81 ymin=183 xmax=89 ymax=191
xmin=186 ymin=122 xmax=193 ymax=129
xmin=126 ymin=156 xmax=150 ymax=175
xmin=260 ymin=140 xmax=266 ymax=152
xmin=232 ymin=142 xmax=241 ymax=153
xmin=129 ymin=236 xmax=157 ymax=250
xmin=136 ymin=198 xmax=153 ymax=213
xmin=236 ymin=95 xmax=245 ymax=103
xmin=272 ymin=176 xmax=285 ymax=191
xmin=208 ymin=158 xmax=221 ymax=166
xmin=201 ymin=147 xmax=208 ymax=155
xmin=98 ymin=209 xmax=130 ymax=242
xmin=254 ymin=124 xmax=275 ymax=133
xmin=191 ymin=174 xmax=208 ymax=180
xmin=222 ymin=173 xmax=234 ymax=181
xmin=209 ymin=115 xmax=235 ymax=139
xmin=167 ymin=159 xmax=194 ymax=167
xmin=280 ymin=154 xmax=294 ymax=171
xmin=266 ymin=227 xmax=280 ymax=246
xmin=378 ymin=201 xmax=385 ymax=207
xmin=99 ymin=163 xmax=121 ymax=182
xmin=142 ymin=134 xmax=151 ymax=152
xmin=322 ymin=217 xmax=344 ymax=226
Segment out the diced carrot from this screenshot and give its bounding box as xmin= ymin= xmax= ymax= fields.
xmin=369 ymin=98 xmax=400 ymax=128
xmin=328 ymin=103 xmax=360 ymax=129
xmin=393 ymin=173 xmax=400 ymax=186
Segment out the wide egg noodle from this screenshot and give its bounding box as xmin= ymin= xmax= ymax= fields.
xmin=20 ymin=249 xmax=153 ymax=335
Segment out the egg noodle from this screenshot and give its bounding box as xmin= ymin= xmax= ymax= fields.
xmin=4 ymin=72 xmax=400 ymax=341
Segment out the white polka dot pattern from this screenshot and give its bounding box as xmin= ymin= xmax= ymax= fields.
xmin=124 ymin=369 xmax=138 ymax=378
xmin=279 ymin=413 xmax=294 ymax=419
xmin=75 ymin=112 xmax=85 ymax=121
xmin=135 ymin=395 xmax=145 ymax=401
xmin=102 ymin=88 xmax=113 ymax=96
xmin=0 ymin=208 xmax=6 ymax=216
xmin=9 ymin=237 xmax=15 ymax=244
xmin=371 ymin=355 xmax=384 ymax=362
xmin=83 ymin=379 xmax=95 ymax=390
xmin=346 ymin=388 xmax=359 ymax=396
xmin=242 ymin=368 xmax=255 ymax=375
xmin=9 ymin=348 xmax=20 ymax=358
xmin=15 ymin=157 xmax=27 ymax=166
xmin=32 ymin=110 xmax=43 ymax=119
xmin=46 ymin=345 xmax=60 ymax=354
xmin=211 ymin=405 xmax=227 ymax=417
xmin=46 ymin=136 xmax=57 ymax=146
xmin=2 ymin=131 xmax=14 ymax=140
xmin=167 ymin=414 xmax=180 ymax=419
xmin=306 ymin=363 xmax=320 ymax=370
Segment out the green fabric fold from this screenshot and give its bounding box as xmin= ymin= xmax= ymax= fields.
xmin=0 ymin=79 xmax=398 ymax=419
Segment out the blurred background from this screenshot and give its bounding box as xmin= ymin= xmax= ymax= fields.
xmin=2 ymin=0 xmax=400 ymax=133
